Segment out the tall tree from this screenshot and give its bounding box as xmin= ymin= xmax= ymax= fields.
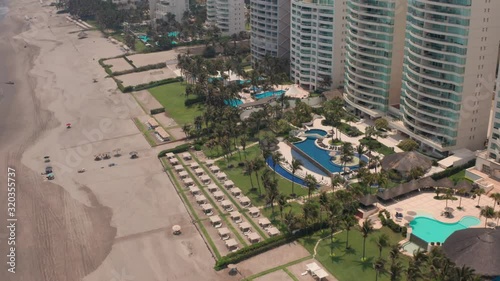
xmin=489 ymin=192 xmax=500 ymax=211
xmin=290 ymin=159 xmax=303 ymax=197
xmin=374 ymin=257 xmax=386 ymax=281
xmin=374 ymin=234 xmax=390 ymax=258
xmin=480 ymin=206 xmax=495 ymax=228
xmin=474 ymin=188 xmax=486 ymax=208
xmin=270 ymin=151 xmax=284 ymax=179
xmin=304 ymin=174 xmax=318 ymax=200
xmin=360 ymin=219 xmax=374 ymax=261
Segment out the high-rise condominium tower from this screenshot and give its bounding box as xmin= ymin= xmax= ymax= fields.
xmin=290 ymin=0 xmax=347 ymax=90
xmin=149 ymin=0 xmax=188 ymax=23
xmin=343 ymin=0 xmax=408 ymax=118
xmin=207 ymin=0 xmax=246 ymax=36
xmin=250 ymin=0 xmax=291 ymax=63
xmin=398 ymin=0 xmax=500 ymax=155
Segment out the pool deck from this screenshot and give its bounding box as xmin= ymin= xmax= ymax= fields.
xmin=373 ymin=191 xmax=497 ymax=228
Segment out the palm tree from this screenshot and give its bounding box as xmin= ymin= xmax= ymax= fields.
xmin=341 ymin=142 xmax=354 ymax=174
xmin=264 ymin=178 xmax=279 ymax=214
xmin=304 ymin=174 xmax=318 ymax=200
xmin=245 ymin=159 xmax=256 ymax=189
xmin=474 ymin=188 xmax=486 ymax=208
xmin=319 ymin=191 xmax=329 ymax=223
xmin=489 ymin=192 xmax=500 ymax=211
xmin=270 ymin=151 xmax=284 ymax=179
xmin=356 ymin=144 xmax=367 ymax=168
xmin=444 ymin=188 xmax=453 ymax=208
xmin=406 ymin=260 xmax=423 ymax=281
xmin=457 ymin=188 xmax=467 ymax=210
xmin=240 ymin=135 xmax=248 ymax=160
xmin=182 ymin=123 xmax=192 ymax=139
xmin=341 ymin=215 xmax=357 ymax=249
xmin=480 ymin=206 xmax=495 ymax=228
xmin=276 ymin=194 xmax=289 ymax=221
xmin=389 ymin=261 xmax=404 ymax=281
xmin=373 ymin=257 xmax=386 ymax=281
xmin=453 ymin=265 xmax=476 ymax=281
xmin=290 ymin=159 xmax=303 ymax=197
xmin=360 ymin=219 xmax=374 ymax=261
xmin=374 ymin=234 xmax=390 ymax=258
xmin=253 ymin=157 xmax=265 ymax=195
xmin=371 ymin=155 xmax=381 ymax=173
xmin=331 ymin=173 xmax=344 ymax=192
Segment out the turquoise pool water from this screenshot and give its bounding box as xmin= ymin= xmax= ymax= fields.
xmin=224 ymin=99 xmax=243 ymax=107
xmin=293 ymin=130 xmax=367 ymax=173
xmin=255 ymin=90 xmax=285 ymax=100
xmin=410 ymin=216 xmax=480 ymax=243
xmin=138 ymin=35 xmax=150 ymax=43
xmin=168 ymin=31 xmax=179 ymax=37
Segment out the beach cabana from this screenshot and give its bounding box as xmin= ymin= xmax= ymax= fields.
xmin=207 ymin=184 xmax=219 ymax=193
xmin=267 ymin=227 xmax=280 ymax=237
xmin=306 ymin=263 xmax=321 ymax=274
xmin=224 ymin=180 xmax=235 ymax=189
xmin=442 ymin=228 xmax=500 ymax=277
xmin=313 ymin=269 xmax=329 ymax=280
xmin=230 ymin=211 xmax=242 ymax=223
xmin=155 ymin=127 xmax=170 ymax=141
xmin=182 ymin=152 xmax=191 ymax=160
xmin=225 ymin=238 xmax=238 ymax=251
xmin=173 ymin=165 xmax=184 ymax=172
xmin=169 ymin=157 xmax=178 ymax=165
xmin=216 ymin=172 xmax=227 ymax=181
xmin=239 ymin=222 xmax=251 ymax=234
xmin=210 ymin=215 xmax=222 ymax=228
xmin=209 ymin=165 xmax=220 ymax=173
xmin=221 ymin=200 xmax=233 ymax=211
xmin=248 ymin=207 xmax=260 ymax=218
xmin=194 ymin=168 xmax=204 ymax=176
xmin=189 ymin=185 xmax=200 ymax=195
xmin=218 ymin=227 xmax=230 ymax=240
xmin=213 ymin=191 xmax=225 ymax=201
xmin=178 ymin=171 xmax=189 ymax=178
xmin=190 ymin=162 xmax=199 ymax=169
xmin=230 ymin=187 xmax=242 ymax=197
xmin=201 ymin=204 xmax=213 ymax=216
xmin=200 ymin=175 xmax=211 ymax=185
xmin=247 ymin=232 xmax=261 ymax=244
xmin=147 ymin=118 xmax=159 ymax=129
xmin=183 ymin=178 xmax=194 ymax=187
xmin=165 ymin=152 xmax=175 ymax=159
xmin=258 ymin=218 xmax=271 ymax=228
xmin=206 ymin=160 xmax=214 ymax=167
xmin=239 ymin=196 xmax=251 ymax=207
xmin=195 ymin=194 xmax=207 ymax=204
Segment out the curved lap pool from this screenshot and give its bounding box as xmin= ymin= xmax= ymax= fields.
xmin=409 ymin=216 xmax=480 ymax=243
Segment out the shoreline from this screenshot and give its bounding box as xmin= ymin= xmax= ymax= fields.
xmin=0 ymin=2 xmax=231 ymax=281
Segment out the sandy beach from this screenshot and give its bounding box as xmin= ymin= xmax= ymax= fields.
xmin=0 ymin=1 xmax=230 ymax=280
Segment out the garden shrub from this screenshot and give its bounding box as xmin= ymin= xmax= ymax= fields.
xmin=157 ymin=143 xmax=191 ymax=157
xmin=150 ymin=108 xmax=165 ymax=115
xmin=132 ymin=77 xmax=183 ymax=91
xmin=430 ymin=160 xmax=475 ymax=180
xmin=185 ymin=96 xmax=204 ymax=107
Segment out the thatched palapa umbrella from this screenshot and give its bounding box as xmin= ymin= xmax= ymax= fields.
xmin=455 ymin=180 xmax=473 ymax=193
xmin=381 ymin=151 xmax=432 ymax=176
xmin=436 ymin=177 xmax=454 ymax=189
xmin=442 ymin=228 xmax=500 ymax=277
xmin=417 ymin=176 xmax=437 ymax=189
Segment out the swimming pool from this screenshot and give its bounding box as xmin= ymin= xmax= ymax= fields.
xmin=266 ymin=157 xmax=308 ymax=186
xmin=409 ymin=216 xmax=480 ymax=243
xmin=304 ymin=129 xmax=328 ymax=137
xmin=138 ymin=35 xmax=150 ymax=43
xmin=293 ymin=134 xmax=367 ymax=173
xmin=255 ymin=90 xmax=285 ymax=100
xmin=224 ymin=99 xmax=243 ymax=107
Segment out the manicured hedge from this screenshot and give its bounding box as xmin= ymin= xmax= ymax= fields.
xmin=112 ymin=62 xmax=166 ymax=76
xmin=150 ymin=108 xmax=165 ymax=115
xmin=157 ymin=143 xmax=191 ymax=157
xmin=214 ymin=222 xmax=328 ymax=270
xmin=132 ymin=77 xmax=183 ymax=92
xmin=430 ymin=159 xmax=475 ymax=181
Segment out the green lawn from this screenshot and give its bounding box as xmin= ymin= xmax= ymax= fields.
xmin=148 ymin=82 xmax=204 ymax=125
xmin=448 ymin=169 xmax=472 ymax=184
xmin=216 ymin=145 xmax=310 ymax=206
xmin=300 ymin=227 xmax=410 ymax=281
xmin=261 ymin=202 xmax=303 ymax=231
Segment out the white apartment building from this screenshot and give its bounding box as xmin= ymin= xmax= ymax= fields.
xmin=343 ymin=0 xmax=407 ymax=118
xmin=290 ymin=0 xmax=347 ymax=90
xmin=396 ymin=0 xmax=500 ymax=155
xmin=250 ymin=0 xmax=291 ymax=62
xmin=206 ymin=0 xmax=246 ymax=36
xmin=149 ymin=0 xmax=188 ymax=23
